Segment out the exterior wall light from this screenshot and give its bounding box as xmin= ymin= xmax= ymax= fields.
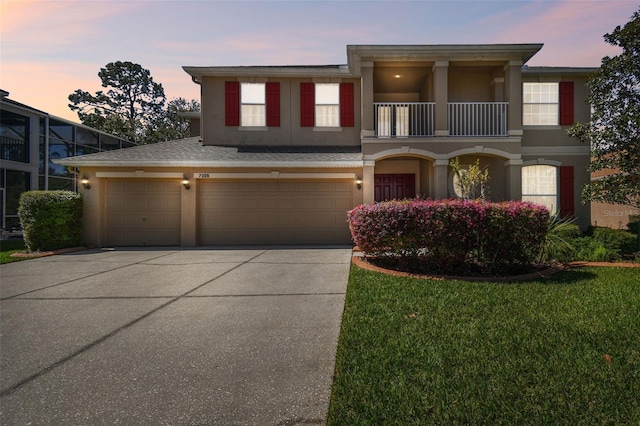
xmin=81 ymin=175 xmax=91 ymax=190
xmin=182 ymin=177 xmax=191 ymax=190
xmin=355 ymin=176 xmax=362 ymax=190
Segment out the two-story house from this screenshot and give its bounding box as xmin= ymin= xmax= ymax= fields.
xmin=57 ymin=44 xmax=595 ymax=247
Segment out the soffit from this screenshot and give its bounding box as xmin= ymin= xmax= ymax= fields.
xmin=349 ymin=44 xmax=543 ymax=64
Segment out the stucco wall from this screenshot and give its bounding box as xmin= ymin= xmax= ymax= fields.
xmin=200 ymin=77 xmax=361 ymax=147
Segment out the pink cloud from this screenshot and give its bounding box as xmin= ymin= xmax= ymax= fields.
xmin=478 ymin=0 xmax=636 ymax=66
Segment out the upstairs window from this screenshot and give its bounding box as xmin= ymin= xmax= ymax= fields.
xmin=523 ymin=83 xmax=559 ymax=125
xmin=225 ymin=81 xmax=280 ymax=127
xmin=241 ymin=83 xmax=265 ymax=127
xmin=315 ymin=83 xmax=339 ymax=127
xmin=300 ymin=82 xmax=354 ymax=128
xmin=523 ymin=82 xmax=574 ymax=126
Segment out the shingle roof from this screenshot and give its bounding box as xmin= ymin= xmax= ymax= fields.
xmin=54 ymin=137 xmax=363 ymax=168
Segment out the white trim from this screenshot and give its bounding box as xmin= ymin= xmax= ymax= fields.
xmin=445 ymin=146 xmax=521 ymax=161
xmin=523 ymin=125 xmax=562 ymax=130
xmin=522 ymin=146 xmax=589 ymax=156
xmin=194 ymin=172 xmax=356 ymax=179
xmin=522 ymin=158 xmax=562 ymax=167
xmin=313 ymin=127 xmax=343 ymax=132
xmin=66 ymin=160 xmax=364 ymax=168
xmin=365 ymin=147 xmax=439 ymax=161
xmin=238 ymin=126 xmax=268 ymax=132
xmin=96 ymin=171 xmax=183 ymax=178
xmin=504 ymin=159 xmax=524 ymax=166
xmin=312 ymin=77 xmax=343 ymax=84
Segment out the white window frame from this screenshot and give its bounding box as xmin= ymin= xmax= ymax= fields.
xmin=522 ymin=165 xmax=558 ymax=214
xmin=523 ymin=82 xmax=559 ymax=126
xmin=315 ymin=83 xmax=339 ymax=128
xmin=241 ymin=82 xmax=266 ymax=127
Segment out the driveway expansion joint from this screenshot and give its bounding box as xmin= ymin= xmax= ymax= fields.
xmin=0 ymin=249 xmax=267 ymax=396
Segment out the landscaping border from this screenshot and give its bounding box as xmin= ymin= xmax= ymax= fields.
xmin=352 ymin=249 xmax=639 ymax=282
xmin=10 ymin=246 xmax=90 ymax=259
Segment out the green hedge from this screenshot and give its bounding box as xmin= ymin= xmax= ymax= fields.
xmin=18 ymin=191 xmax=83 ymax=252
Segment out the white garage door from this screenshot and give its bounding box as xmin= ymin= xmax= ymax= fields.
xmin=105 ymin=179 xmax=181 ymax=246
xmin=199 ymin=180 xmax=354 ymax=245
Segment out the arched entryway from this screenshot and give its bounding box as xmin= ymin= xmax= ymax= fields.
xmin=373 ymin=156 xmax=433 ymax=201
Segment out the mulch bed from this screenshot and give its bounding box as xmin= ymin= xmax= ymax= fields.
xmin=352 ymin=248 xmax=639 ymax=282
xmin=10 ymin=246 xmax=90 ymax=258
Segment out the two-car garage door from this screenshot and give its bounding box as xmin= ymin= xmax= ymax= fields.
xmin=104 ymin=179 xmax=354 ymax=246
xmin=198 ymin=180 xmax=353 ymax=245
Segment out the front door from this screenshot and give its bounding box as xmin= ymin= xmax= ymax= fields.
xmin=374 ymin=174 xmax=415 ymax=202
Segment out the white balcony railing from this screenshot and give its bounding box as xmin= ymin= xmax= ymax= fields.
xmin=448 ymin=102 xmax=508 ymax=137
xmin=373 ymin=102 xmax=508 ymax=137
xmin=374 ymin=103 xmax=435 ymax=137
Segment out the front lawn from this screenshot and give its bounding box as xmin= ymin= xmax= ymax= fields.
xmin=328 ymin=266 xmax=640 ymax=425
xmin=0 ymin=239 xmax=27 ymax=264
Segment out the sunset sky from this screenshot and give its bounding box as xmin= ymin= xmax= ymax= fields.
xmin=1 ymin=0 xmax=638 ymax=123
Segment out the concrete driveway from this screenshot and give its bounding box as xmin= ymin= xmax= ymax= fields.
xmin=0 ymin=246 xmax=352 ymax=425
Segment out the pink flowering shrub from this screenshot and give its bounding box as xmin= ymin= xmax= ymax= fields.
xmin=348 ymin=199 xmax=550 ymax=275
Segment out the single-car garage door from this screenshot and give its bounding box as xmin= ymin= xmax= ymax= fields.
xmin=199 ymin=180 xmax=353 ymax=245
xmin=105 ymin=179 xmax=181 ymax=246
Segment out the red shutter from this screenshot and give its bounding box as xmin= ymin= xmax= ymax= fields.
xmin=340 ymin=82 xmax=355 ymax=127
xmin=266 ymin=82 xmax=280 ymax=127
xmin=225 ymin=81 xmax=240 ymax=126
xmin=559 ymin=166 xmax=575 ymax=217
xmin=300 ymin=82 xmax=315 ymax=127
xmin=559 ymin=82 xmax=574 ymax=125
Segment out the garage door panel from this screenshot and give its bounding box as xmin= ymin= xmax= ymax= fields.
xmin=335 ymin=182 xmax=352 ymax=193
xmin=106 ymin=179 xmax=181 ymax=246
xmin=199 ymin=180 xmax=354 ymax=245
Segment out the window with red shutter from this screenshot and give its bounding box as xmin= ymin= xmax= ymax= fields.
xmin=225 ymin=81 xmax=240 ymax=127
xmin=559 ymin=82 xmax=574 ymax=125
xmin=559 ymin=166 xmax=575 ymax=217
xmin=300 ymin=82 xmax=315 ymax=127
xmin=266 ymin=82 xmax=280 ymax=127
xmin=340 ymin=82 xmax=354 ymax=127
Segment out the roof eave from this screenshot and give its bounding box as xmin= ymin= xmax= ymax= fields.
xmin=183 ymin=65 xmax=352 ymax=82
xmin=54 ymin=159 xmax=364 ymax=168
xmin=347 ymin=43 xmax=544 ymax=64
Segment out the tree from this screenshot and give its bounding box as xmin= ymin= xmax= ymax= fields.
xmin=450 ymin=157 xmax=490 ymax=201
xmin=145 ymin=97 xmax=201 ymax=142
xmin=568 ymin=8 xmax=640 ymax=209
xmin=69 ymin=61 xmax=199 ymax=144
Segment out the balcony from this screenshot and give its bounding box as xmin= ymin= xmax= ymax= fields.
xmin=373 ymin=102 xmax=508 ymax=138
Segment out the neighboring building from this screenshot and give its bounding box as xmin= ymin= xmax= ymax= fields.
xmin=590 ymin=167 xmax=640 ymax=229
xmin=56 ymin=44 xmax=596 ymax=247
xmin=0 ymin=90 xmax=135 ymax=232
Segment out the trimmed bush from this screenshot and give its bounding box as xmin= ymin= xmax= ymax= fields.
xmin=589 ymin=227 xmax=638 ymax=256
xmin=628 ymin=215 xmax=640 ymax=235
xmin=18 ymin=190 xmax=83 ymax=252
xmin=348 ymin=199 xmax=550 ymax=275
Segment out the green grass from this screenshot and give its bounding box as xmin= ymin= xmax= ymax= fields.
xmin=328 ymin=266 xmax=640 ymax=425
xmin=0 ymin=239 xmax=28 ymax=264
